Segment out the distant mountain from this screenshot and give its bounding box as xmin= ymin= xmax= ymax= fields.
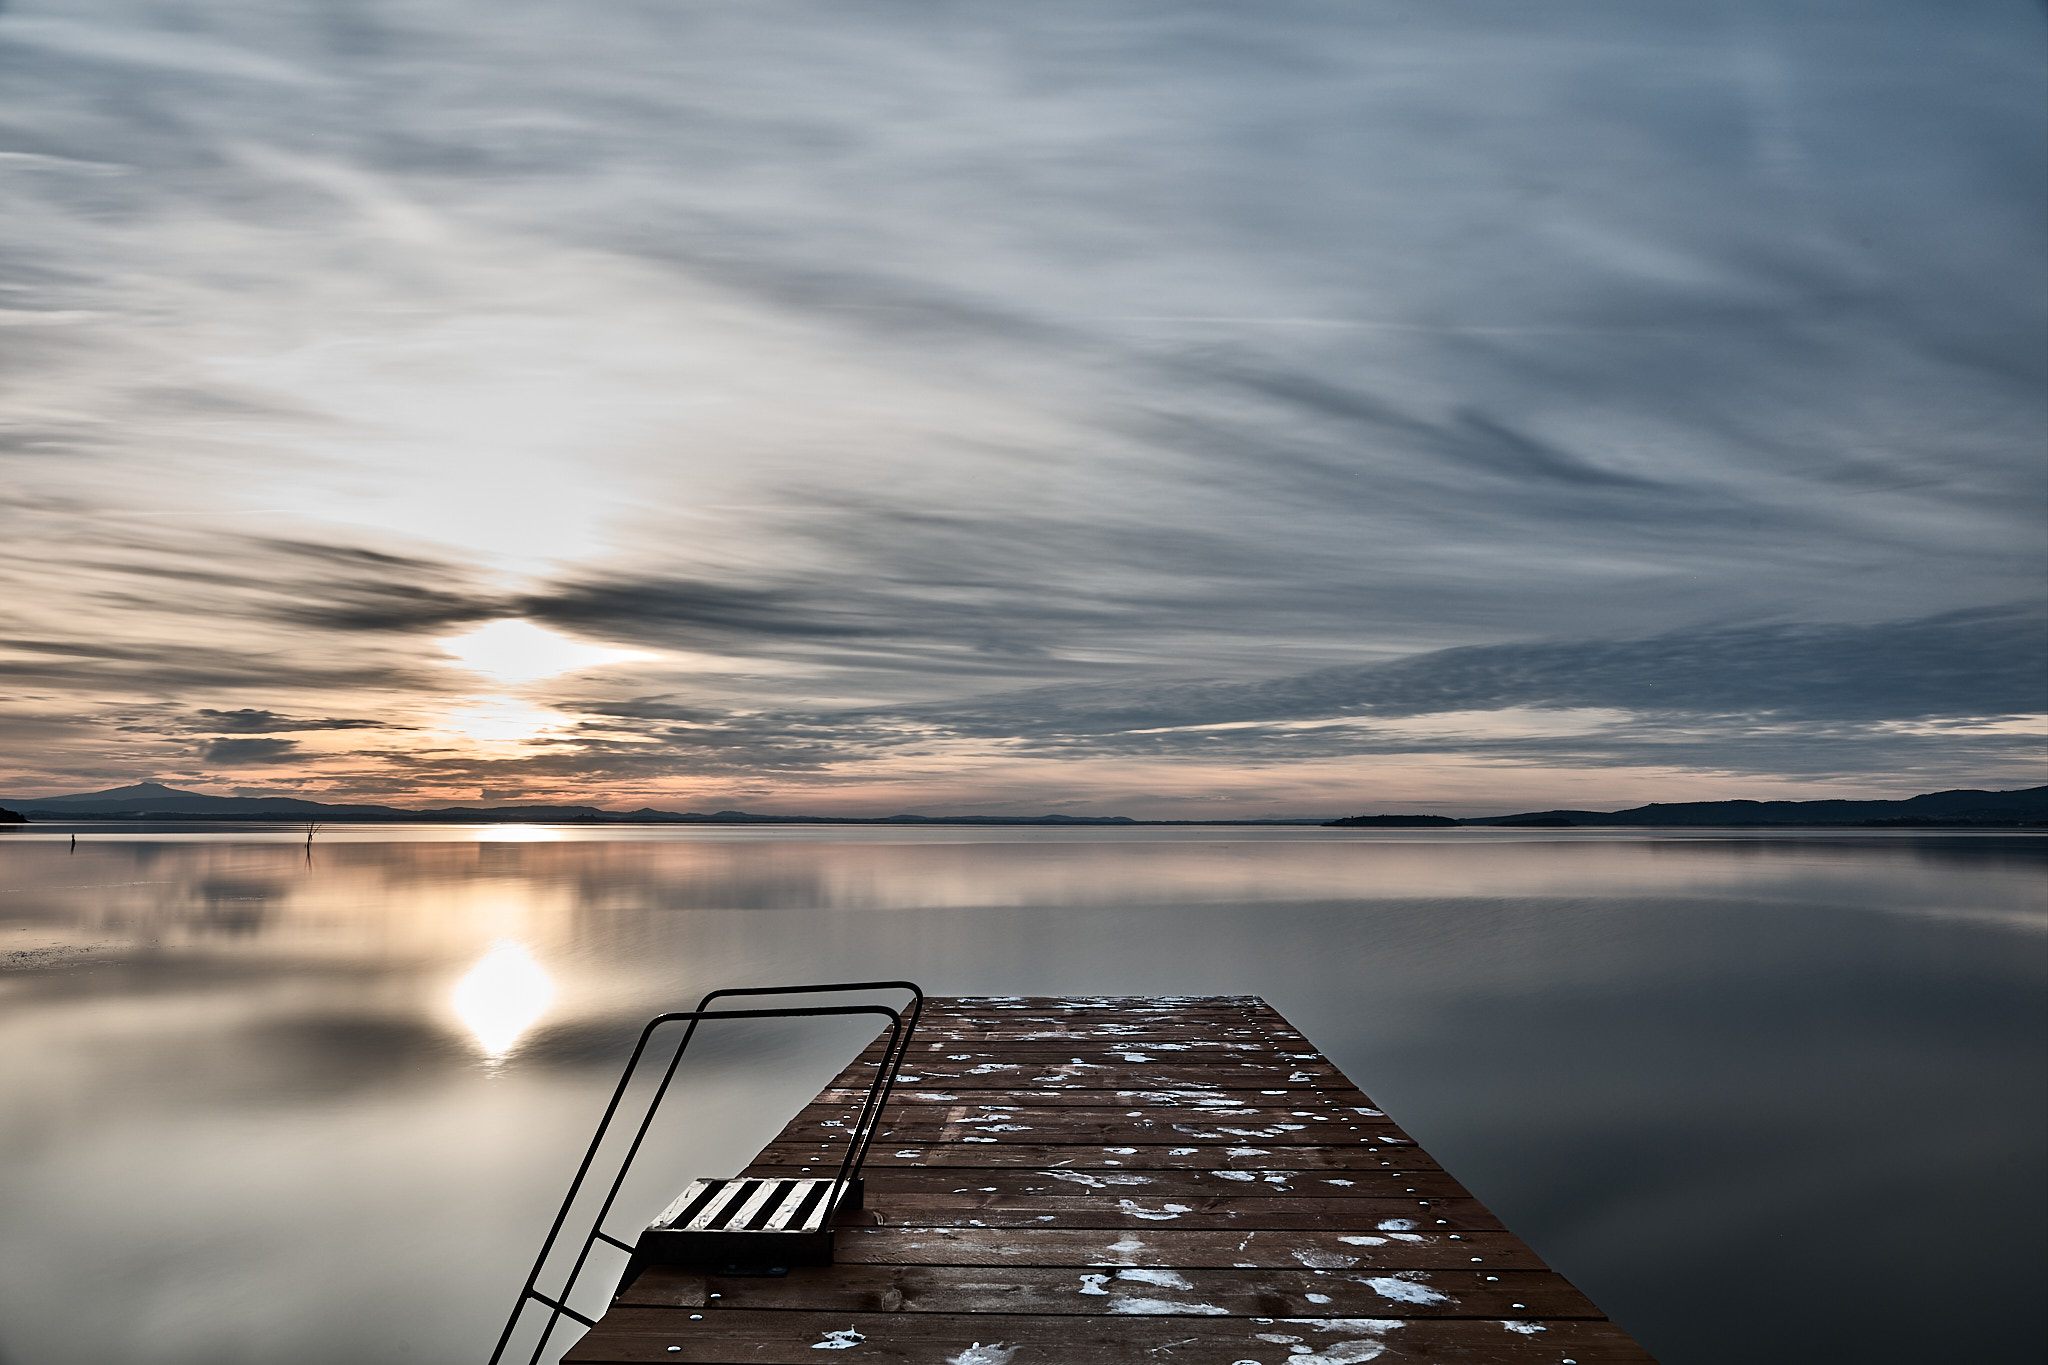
xmin=0 ymin=784 xmax=1156 ymax=825
xmin=1445 ymin=786 xmax=2048 ymax=827
xmin=14 ymin=782 xmax=420 ymax=818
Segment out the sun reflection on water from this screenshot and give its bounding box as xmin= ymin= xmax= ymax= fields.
xmin=452 ymin=940 xmax=555 ymax=1058
xmin=477 ymin=825 xmax=561 ymax=842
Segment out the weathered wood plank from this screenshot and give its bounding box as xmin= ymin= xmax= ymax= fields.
xmin=920 ymin=997 xmax=1265 ymax=1009
xmin=867 ymin=1037 xmax=1321 ymax=1056
xmin=564 ymin=1308 xmax=1653 ymax=1363
xmin=910 ymin=1008 xmax=1281 ymax=1024
xmin=771 ymin=1111 xmax=1412 ymax=1148
xmin=911 ymin=1001 xmax=1284 ymax=1018
xmin=800 ymin=1101 xmax=1396 ymax=1126
xmin=795 ymin=1105 xmax=1409 ymax=1140
xmin=617 ymin=1263 xmax=1604 ymax=1319
xmin=743 ymin=1165 xmax=1464 ymax=1203
xmin=829 ymin=1226 xmax=1553 ymax=1272
xmin=862 ymin=1033 xmax=1323 ymax=1056
xmin=888 ymin=1031 xmax=1286 ymax=1039
xmin=822 ymin=1187 xmax=1489 ymax=1231
xmin=904 ymin=1021 xmax=1282 ymax=1037
xmin=819 ymin=1086 xmax=1382 ymax=1109
xmin=791 ymin=1100 xmax=1397 ymax=1122
xmin=750 ymin=1143 xmax=1437 ymax=1172
xmin=831 ymin=1061 xmax=1352 ymax=1091
xmin=859 ymin=1054 xmax=1334 ymax=1076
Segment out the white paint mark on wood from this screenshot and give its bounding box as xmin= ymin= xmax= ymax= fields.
xmin=1042 ymin=1170 xmax=1152 ymax=1188
xmin=1359 ymin=1276 xmax=1449 ymax=1306
xmin=1109 ymin=1296 xmax=1228 ymax=1315
xmin=810 ymin=1326 xmax=865 ymax=1350
xmin=946 ymin=1343 xmax=1018 ymax=1365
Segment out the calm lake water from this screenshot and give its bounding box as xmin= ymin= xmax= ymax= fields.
xmin=0 ymin=825 xmax=2042 ymax=1365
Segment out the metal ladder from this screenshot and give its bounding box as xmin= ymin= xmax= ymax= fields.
xmin=487 ymin=979 xmax=924 ymax=1365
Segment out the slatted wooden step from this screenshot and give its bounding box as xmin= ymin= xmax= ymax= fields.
xmin=630 ymin=1177 xmax=850 ymax=1271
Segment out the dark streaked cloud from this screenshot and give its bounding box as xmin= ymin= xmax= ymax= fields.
xmin=190 ymin=709 xmax=389 ymax=734
xmin=199 ymin=737 xmax=301 ymax=765
xmin=909 ymin=604 xmax=2048 ymax=740
xmin=254 ymin=541 xmax=506 ymax=634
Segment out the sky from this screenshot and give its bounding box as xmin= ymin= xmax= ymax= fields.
xmin=1 ymin=0 xmax=2043 ymax=817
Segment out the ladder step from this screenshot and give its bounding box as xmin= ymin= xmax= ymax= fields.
xmin=663 ymin=1178 xmax=841 ymax=1235
xmin=628 ymin=1177 xmax=851 ymax=1272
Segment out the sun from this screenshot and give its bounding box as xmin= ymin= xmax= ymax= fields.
xmin=440 ymin=618 xmax=652 ymax=686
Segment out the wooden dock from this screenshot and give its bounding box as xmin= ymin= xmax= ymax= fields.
xmin=565 ymin=995 xmax=1656 ymax=1363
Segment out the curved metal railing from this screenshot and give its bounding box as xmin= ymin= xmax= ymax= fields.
xmin=487 ymin=980 xmax=924 ymax=1365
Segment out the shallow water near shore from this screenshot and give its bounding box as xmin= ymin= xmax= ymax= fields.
xmin=0 ymin=825 xmax=2042 ymax=1365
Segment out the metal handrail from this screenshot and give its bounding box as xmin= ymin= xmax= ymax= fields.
xmin=692 ymin=981 xmax=925 ymax=1196
xmin=487 ymin=981 xmax=923 ymax=1365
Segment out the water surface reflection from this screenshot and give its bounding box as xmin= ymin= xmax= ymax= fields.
xmin=0 ymin=827 xmax=2041 ymax=1365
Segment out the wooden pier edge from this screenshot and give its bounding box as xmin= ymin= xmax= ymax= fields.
xmin=563 ymin=994 xmax=1658 ymax=1364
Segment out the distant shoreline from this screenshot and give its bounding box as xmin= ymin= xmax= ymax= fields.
xmin=3 ymin=782 xmax=2042 ymax=829
xmin=6 ymin=813 xmax=2043 ymax=830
